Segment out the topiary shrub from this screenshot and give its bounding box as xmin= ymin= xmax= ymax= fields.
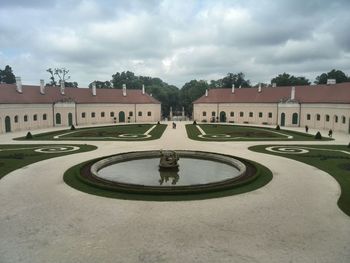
xmin=275 ymin=125 xmax=280 ymax=130
xmin=315 ymin=131 xmax=322 ymax=140
xmin=157 ymin=121 xmax=160 ymax=125
xmin=70 ymin=125 xmax=76 ymax=130
xmin=347 ymin=143 xmax=350 ymax=148
xmin=26 ymin=132 xmax=33 ymax=139
xmin=193 ymin=120 xmax=197 ymax=125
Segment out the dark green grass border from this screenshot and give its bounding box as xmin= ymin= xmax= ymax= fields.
xmin=249 ymin=144 xmax=350 ymax=216
xmin=0 ymin=144 xmax=97 ymax=179
xmin=186 ymin=124 xmax=332 ymax=142
xmin=15 ymin=123 xmax=167 ymax=141
xmin=63 ymin=155 xmax=273 ymax=201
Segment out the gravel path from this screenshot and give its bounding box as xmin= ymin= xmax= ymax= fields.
xmin=1 ymin=122 xmax=349 ymax=263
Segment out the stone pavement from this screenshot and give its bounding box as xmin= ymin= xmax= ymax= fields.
xmin=0 ymin=122 xmax=349 ymax=263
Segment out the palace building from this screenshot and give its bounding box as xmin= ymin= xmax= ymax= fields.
xmin=193 ymin=82 xmax=350 ymax=133
xmin=0 ymin=78 xmax=161 ymax=133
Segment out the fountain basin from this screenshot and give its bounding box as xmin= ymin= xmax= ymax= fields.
xmin=79 ymin=150 xmax=257 ymax=195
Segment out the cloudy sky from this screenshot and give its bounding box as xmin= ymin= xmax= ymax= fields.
xmin=1 ymin=0 xmax=350 ymax=88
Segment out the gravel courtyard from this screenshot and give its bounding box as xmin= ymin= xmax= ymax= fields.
xmin=1 ymin=122 xmax=349 ymax=263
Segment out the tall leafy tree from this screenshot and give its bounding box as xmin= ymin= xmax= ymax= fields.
xmin=88 ymin=81 xmax=112 ymax=89
xmin=0 ymin=65 xmax=16 ymax=84
xmin=271 ymin=73 xmax=310 ymax=86
xmin=180 ymin=80 xmax=209 ymax=116
xmin=314 ymin=69 xmax=349 ymax=84
xmin=209 ymin=72 xmax=251 ymax=89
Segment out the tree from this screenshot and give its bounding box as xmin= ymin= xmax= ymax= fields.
xmin=209 ymin=72 xmax=251 ymax=89
xmin=271 ymin=73 xmax=310 ymax=86
xmin=0 ymin=65 xmax=16 ymax=84
xmin=180 ymin=80 xmax=209 ymax=116
xmin=46 ymin=68 xmax=78 ymax=87
xmin=314 ymin=69 xmax=349 ymax=84
xmin=88 ymin=81 xmax=112 ymax=89
xmin=111 ymin=71 xmax=141 ymax=89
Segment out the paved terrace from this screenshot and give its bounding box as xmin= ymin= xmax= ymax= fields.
xmin=0 ymin=122 xmax=350 ymax=263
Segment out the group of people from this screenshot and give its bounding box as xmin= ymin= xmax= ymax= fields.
xmin=305 ymin=125 xmax=333 ymax=137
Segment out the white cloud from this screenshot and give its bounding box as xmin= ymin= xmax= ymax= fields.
xmin=0 ymin=0 xmax=349 ymax=87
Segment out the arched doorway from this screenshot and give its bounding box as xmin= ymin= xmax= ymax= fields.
xmin=68 ymin=113 xmax=73 ymax=126
xmin=292 ymin=113 xmax=298 ymax=125
xmin=280 ymin=113 xmax=285 ymax=127
xmin=119 ymin=111 xmax=125 ymax=122
xmin=56 ymin=113 xmax=61 ymax=125
xmin=220 ymin=111 xmax=226 ymax=122
xmin=5 ymin=116 xmax=11 ymax=133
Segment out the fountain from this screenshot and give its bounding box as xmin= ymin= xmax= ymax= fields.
xmin=78 ymin=150 xmax=258 ymax=195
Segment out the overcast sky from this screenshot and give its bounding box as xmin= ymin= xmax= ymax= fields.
xmin=1 ymin=0 xmax=350 ymax=88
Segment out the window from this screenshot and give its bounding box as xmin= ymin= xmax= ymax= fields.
xmin=211 ymin=111 xmax=216 ymax=117
xmin=43 ymin=114 xmax=47 ymax=120
xmin=101 ymin=112 xmax=105 ymax=117
xmin=110 ymin=112 xmax=114 ymax=117
xmin=129 ymin=111 xmax=133 ymax=117
xmin=147 ymin=111 xmax=152 ymax=116
xmin=138 ymin=111 xmax=142 ymax=117
xmin=14 ymin=115 xmax=18 ymax=123
xmin=326 ymin=115 xmax=330 ymax=122
xmin=316 ymin=114 xmax=321 ymax=121
xmin=82 ymin=112 xmax=86 ymax=118
xmin=91 ymin=112 xmax=95 ymax=118
xmin=240 ymin=112 xmax=244 ymax=117
xmin=24 ymin=115 xmax=28 ymax=122
xmin=342 ymin=116 xmax=346 ymax=124
xmin=55 ymin=113 xmax=61 ymax=124
xmin=202 ymin=111 xmax=207 ymax=117
xmin=230 ymin=112 xmax=234 ymax=117
xmin=259 ymin=112 xmax=263 ymax=118
xmin=33 ymin=114 xmax=37 ymax=121
xmin=307 ymin=114 xmax=311 ymax=120
xmin=334 ymin=115 xmax=338 ymax=123
xmin=292 ymin=113 xmax=298 ymax=125
xmin=249 ymin=112 xmax=253 ymax=117
xmin=268 ymin=112 xmax=272 ymax=118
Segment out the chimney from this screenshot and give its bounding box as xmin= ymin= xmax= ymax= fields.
xmin=142 ymin=84 xmax=145 ymax=95
xmin=231 ymin=84 xmax=235 ymax=93
xmin=15 ymin=76 xmax=22 ymax=93
xmin=92 ymin=81 xmax=97 ymax=96
xmin=40 ymin=79 xmax=45 ymax=94
xmin=205 ymin=89 xmax=208 ymax=97
xmin=122 ymin=84 xmax=126 ymax=96
xmin=60 ymin=80 xmax=65 ymax=95
xmin=272 ymin=82 xmax=277 ymax=88
xmin=258 ymin=83 xmax=262 ymax=93
xmin=327 ymin=79 xmax=336 ymax=85
xmin=291 ymin=86 xmax=295 ymax=100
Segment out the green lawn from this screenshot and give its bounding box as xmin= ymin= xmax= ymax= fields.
xmin=15 ymin=123 xmax=167 ymax=141
xmin=0 ymin=144 xmax=97 ymax=179
xmin=186 ymin=124 xmax=332 ymax=141
xmin=249 ymin=144 xmax=350 ymax=216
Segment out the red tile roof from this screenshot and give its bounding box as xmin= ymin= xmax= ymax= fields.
xmin=193 ymin=83 xmax=350 ymax=104
xmin=0 ymin=84 xmax=160 ymax=104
